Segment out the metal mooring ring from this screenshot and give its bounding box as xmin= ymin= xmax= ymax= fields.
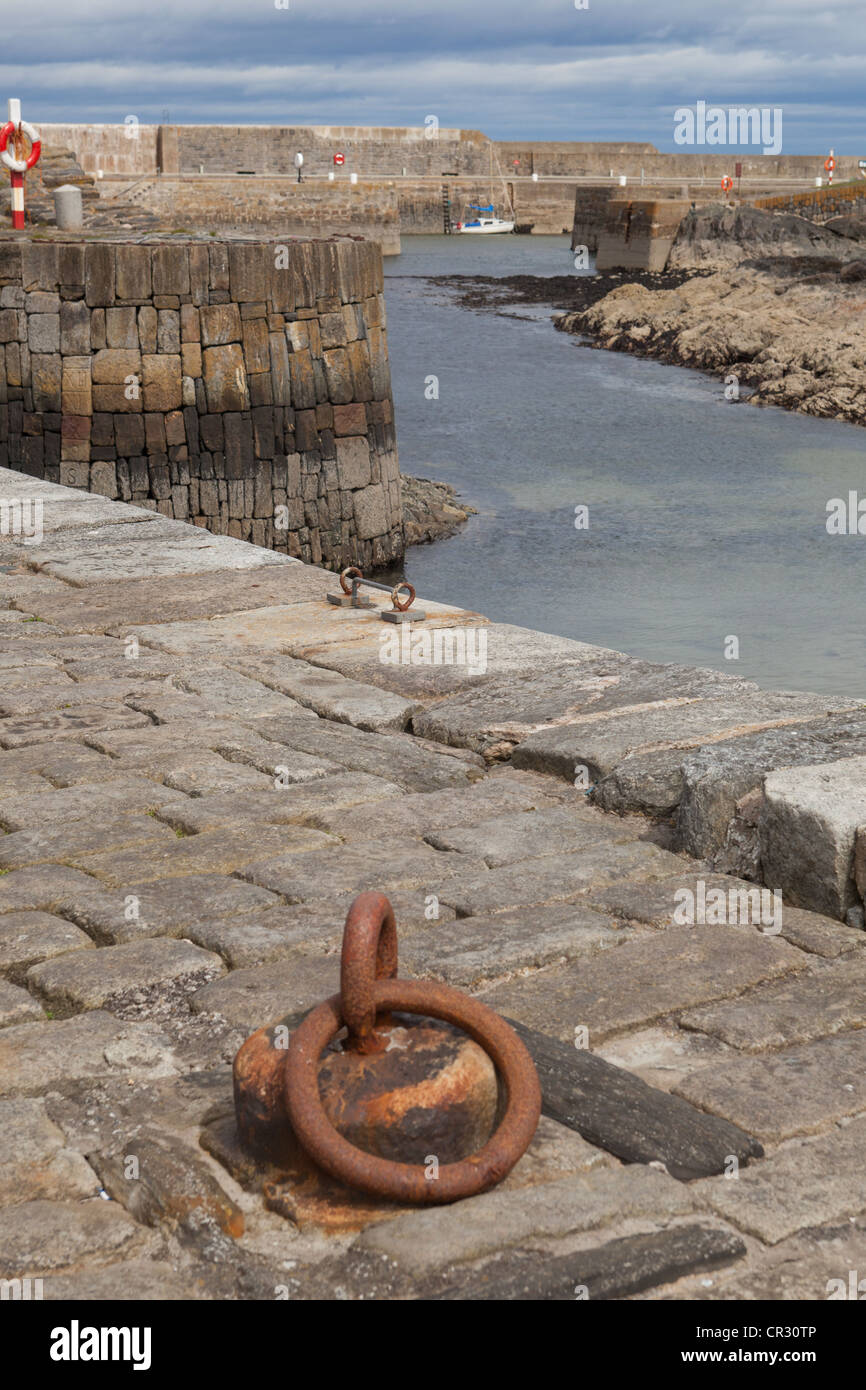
xmin=390 ymin=581 xmax=415 ymax=612
xmin=339 ymin=565 xmax=364 ymax=595
xmin=340 ymin=890 xmax=398 ymax=1046
xmin=284 ymin=976 xmax=542 ymax=1204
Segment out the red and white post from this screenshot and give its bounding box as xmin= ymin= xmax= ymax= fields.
xmin=1 ymin=98 xmax=42 ymax=230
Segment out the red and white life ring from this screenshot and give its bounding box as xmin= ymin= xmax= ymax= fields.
xmin=721 ymin=175 xmax=733 ymax=191
xmin=824 ymin=156 xmax=836 ymax=172
xmin=0 ymin=119 xmax=41 ymax=173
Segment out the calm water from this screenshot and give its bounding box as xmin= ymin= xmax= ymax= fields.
xmin=384 ymin=235 xmax=866 ymax=699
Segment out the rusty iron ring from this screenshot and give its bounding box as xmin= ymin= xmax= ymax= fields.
xmin=283 ymin=978 xmax=542 ymax=1204
xmin=339 ymin=565 xmax=364 ymax=595
xmin=340 ymin=890 xmax=398 ymax=1047
xmin=390 ymin=582 xmax=415 ymax=612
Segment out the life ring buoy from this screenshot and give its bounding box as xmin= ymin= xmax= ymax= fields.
xmin=0 ymin=119 xmax=41 ymax=173
xmin=721 ymin=176 xmax=733 ymax=191
xmin=824 ymin=156 xmax=836 ymax=172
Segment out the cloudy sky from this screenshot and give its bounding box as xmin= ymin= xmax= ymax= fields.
xmin=3 ymin=0 xmax=864 ymax=152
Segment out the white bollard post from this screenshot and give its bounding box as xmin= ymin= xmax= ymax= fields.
xmin=54 ymin=184 xmax=83 ymax=229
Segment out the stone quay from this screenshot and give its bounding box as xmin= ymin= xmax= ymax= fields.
xmin=2 ymin=462 xmax=866 ymax=1300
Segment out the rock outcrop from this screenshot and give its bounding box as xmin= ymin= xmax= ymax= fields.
xmin=557 ymin=206 xmax=866 ymax=426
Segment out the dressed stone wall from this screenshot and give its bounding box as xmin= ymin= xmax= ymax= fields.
xmin=0 ymin=233 xmax=403 ymax=569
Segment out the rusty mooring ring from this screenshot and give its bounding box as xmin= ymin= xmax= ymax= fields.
xmin=340 ymin=890 xmax=398 ymax=1047
xmin=283 ymin=891 xmax=541 ymax=1203
xmin=284 ymin=980 xmax=541 ymax=1203
xmin=390 ymin=581 xmax=415 ymax=612
xmin=339 ymin=565 xmax=364 ymax=595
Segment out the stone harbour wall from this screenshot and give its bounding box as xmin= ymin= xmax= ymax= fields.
xmin=143 ymin=179 xmax=402 ymax=255
xmin=0 ymin=233 xmax=403 ymax=569
xmin=595 ymin=198 xmax=692 ymax=271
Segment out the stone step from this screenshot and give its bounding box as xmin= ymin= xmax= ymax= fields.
xmin=676 ymin=714 xmax=866 ymax=866
xmin=759 ymin=755 xmax=866 ymax=918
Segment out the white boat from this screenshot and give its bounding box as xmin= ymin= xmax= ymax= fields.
xmin=455 ymin=204 xmax=515 ymax=234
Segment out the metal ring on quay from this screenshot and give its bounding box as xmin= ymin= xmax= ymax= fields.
xmin=339 ymin=565 xmax=364 ymax=595
xmin=340 ymin=890 xmax=398 ymax=1045
xmin=284 ymin=979 xmax=541 ymax=1203
xmin=390 ymin=581 xmax=415 ymax=612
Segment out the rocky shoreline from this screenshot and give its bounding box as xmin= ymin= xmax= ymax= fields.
xmin=431 ymin=205 xmax=866 ymax=429
xmin=400 ymin=474 xmax=477 ymax=548
xmin=559 ymin=205 xmax=866 ymax=428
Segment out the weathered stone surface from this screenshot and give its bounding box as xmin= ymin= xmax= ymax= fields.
xmin=0 ymin=865 xmax=111 ymax=916
xmin=310 ymin=623 xmax=604 ymax=700
xmin=92 ymin=347 xmax=141 ymax=384
xmin=357 ymin=1166 xmax=695 ymax=1277
xmin=0 ymin=818 xmax=177 ymax=873
xmin=336 ymin=435 xmax=372 ymax=490
xmin=411 ymin=655 xmax=750 ymax=753
xmin=239 ymin=839 xmax=488 ymax=905
xmin=354 ymin=483 xmax=389 ymax=540
xmin=676 ymin=715 xmax=866 ymax=861
xmin=435 ymin=842 xmax=685 ymax=917
xmin=154 ymin=771 xmax=401 ymax=835
xmin=74 ymin=823 xmax=334 ymax=888
xmin=481 ymin=926 xmax=805 ymax=1044
xmin=0 ymin=1198 xmax=147 ymax=1277
xmin=44 ymin=1259 xmax=203 ymax=1301
xmin=27 ymin=938 xmax=225 ymax=1017
xmin=141 ymin=353 xmax=182 ymax=412
xmin=673 ymin=1031 xmax=866 ymax=1141
xmin=60 ymin=300 xmax=91 ymax=355
xmin=0 ymin=979 xmax=45 ymax=1026
xmin=115 ymin=245 xmax=152 ymax=301
xmin=0 ymin=1011 xmax=178 ymax=1097
xmin=0 ymin=1097 xmax=97 ymax=1206
xmin=182 ymin=907 xmax=339 ymax=968
xmin=0 ymin=703 xmax=151 ymax=749
xmin=402 ymin=903 xmax=634 ymax=988
xmin=760 ymin=756 xmax=866 ymax=917
xmin=0 ymin=775 xmax=176 ymax=831
xmin=250 ymin=714 xmax=484 ymax=793
xmin=58 ymin=873 xmax=281 ymax=945
xmin=202 ymin=343 xmax=247 ymax=412
xmin=90 ymin=1131 xmax=243 ymax=1238
xmin=17 ymin=561 xmax=328 ymax=633
xmin=158 ymin=756 xmax=279 ymax=798
xmin=190 ymin=951 xmax=340 ymax=1031
xmin=424 ymin=804 xmax=640 ymax=867
xmin=199 ymin=303 xmax=242 ymax=346
xmin=512 ymin=691 xmax=853 ymax=786
xmin=595 ymin=1023 xmax=735 ymax=1094
xmin=681 ymin=955 xmax=866 ymax=1050
xmin=585 ymin=871 xmax=866 ymax=959
xmin=433 ymin=1224 xmax=746 ymax=1301
xmin=30 ymin=352 xmax=62 ymax=412
xmin=228 ymin=650 xmax=417 ymax=732
xmin=28 ymin=314 xmax=60 ymax=353
xmin=307 ymin=772 xmax=563 ymax=841
xmin=33 ymin=524 xmax=292 ymax=584
xmin=0 ymin=911 xmax=93 ymax=983
xmin=694 ymin=1117 xmax=866 ymax=1245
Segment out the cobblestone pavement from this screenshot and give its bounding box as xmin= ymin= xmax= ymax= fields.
xmin=2 ymin=466 xmax=866 ymax=1302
